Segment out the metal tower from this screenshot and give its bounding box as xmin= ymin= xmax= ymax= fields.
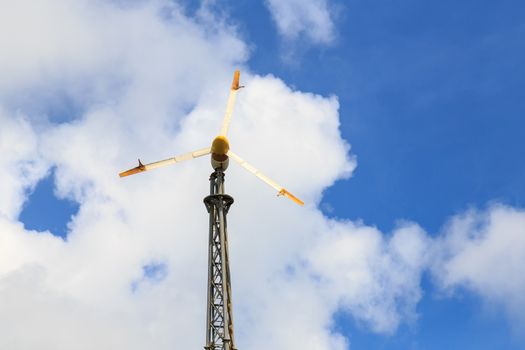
xmin=204 ymin=169 xmax=236 ymax=350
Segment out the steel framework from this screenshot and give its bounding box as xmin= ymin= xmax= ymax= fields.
xmin=203 ymin=169 xmax=236 ymax=350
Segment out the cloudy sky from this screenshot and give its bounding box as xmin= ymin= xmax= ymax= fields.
xmin=1 ymin=0 xmax=524 ymax=349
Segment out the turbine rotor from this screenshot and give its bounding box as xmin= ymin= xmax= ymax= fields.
xmin=119 ymin=71 xmax=304 ymax=206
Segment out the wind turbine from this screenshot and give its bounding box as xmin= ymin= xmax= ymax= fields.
xmin=119 ymin=71 xmax=303 ymax=350
xmin=119 ymin=70 xmax=303 ymax=206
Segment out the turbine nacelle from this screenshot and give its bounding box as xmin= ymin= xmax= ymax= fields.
xmin=211 ymin=135 xmax=230 ymax=170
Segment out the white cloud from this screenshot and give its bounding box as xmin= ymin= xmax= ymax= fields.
xmin=308 ymin=221 xmax=429 ymax=334
xmin=0 ymin=1 xmax=421 ymax=349
xmin=432 ymin=205 xmax=525 ymax=331
xmin=0 ymin=110 xmax=49 ymax=220
xmin=265 ymin=0 xmax=336 ymax=45
xmin=0 ymin=0 xmax=433 ymax=348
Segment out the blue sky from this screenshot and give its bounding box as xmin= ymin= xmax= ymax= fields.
xmin=5 ymin=0 xmax=525 ymax=349
xmin=241 ymin=1 xmax=525 ymax=347
xmin=221 ymin=4 xmax=525 ymax=346
xmin=233 ymin=0 xmax=525 ymax=233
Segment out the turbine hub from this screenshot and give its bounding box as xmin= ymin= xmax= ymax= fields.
xmin=211 ymin=136 xmax=230 ymax=170
xmin=211 ymin=135 xmax=230 ymax=155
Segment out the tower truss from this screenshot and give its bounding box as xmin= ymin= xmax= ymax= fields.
xmin=204 ymin=169 xmax=236 ymax=350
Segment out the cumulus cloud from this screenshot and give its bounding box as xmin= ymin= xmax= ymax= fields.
xmin=265 ymin=0 xmax=336 ymax=45
xmin=0 ymin=1 xmax=423 ymax=349
xmin=0 ymin=110 xmax=48 ymax=220
xmin=308 ymin=222 xmax=430 ymax=333
xmin=432 ymin=205 xmax=525 ymax=331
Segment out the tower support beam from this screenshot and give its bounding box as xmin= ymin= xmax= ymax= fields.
xmin=204 ymin=169 xmax=236 ymax=350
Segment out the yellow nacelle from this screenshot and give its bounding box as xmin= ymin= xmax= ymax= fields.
xmin=211 ymin=135 xmax=230 ymax=170
xmin=211 ymin=135 xmax=230 ymax=155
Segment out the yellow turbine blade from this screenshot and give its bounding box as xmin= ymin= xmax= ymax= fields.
xmin=119 ymin=147 xmax=211 ymax=177
xmin=227 ymin=150 xmax=304 ymax=206
xmin=220 ymin=70 xmax=242 ymax=137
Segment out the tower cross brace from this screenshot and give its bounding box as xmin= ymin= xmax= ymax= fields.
xmin=204 ymin=169 xmax=236 ymax=350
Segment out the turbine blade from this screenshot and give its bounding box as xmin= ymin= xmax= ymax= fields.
xmin=220 ymin=70 xmax=242 ymax=136
xmin=119 ymin=147 xmax=211 ymax=177
xmin=227 ymin=150 xmax=304 ymax=206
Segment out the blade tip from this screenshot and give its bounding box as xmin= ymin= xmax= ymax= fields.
xmin=280 ymin=189 xmax=304 ymax=206
xmin=119 ymin=161 xmax=146 ymax=178
xmin=232 ymin=70 xmax=241 ymax=90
